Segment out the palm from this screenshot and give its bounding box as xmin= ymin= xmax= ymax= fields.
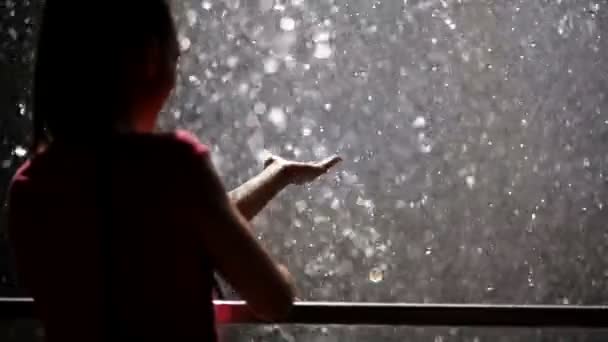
xmin=264 ymin=154 xmax=342 ymax=185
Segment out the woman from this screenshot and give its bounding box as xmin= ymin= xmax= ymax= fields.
xmin=7 ymin=1 xmax=341 ymax=341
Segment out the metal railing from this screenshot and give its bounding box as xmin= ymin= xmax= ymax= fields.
xmin=2 ymin=297 xmax=608 ymax=328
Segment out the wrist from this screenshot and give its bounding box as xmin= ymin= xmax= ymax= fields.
xmin=275 ymin=161 xmax=294 ymax=186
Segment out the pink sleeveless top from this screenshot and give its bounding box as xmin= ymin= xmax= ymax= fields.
xmin=8 ymin=130 xmax=218 ymax=342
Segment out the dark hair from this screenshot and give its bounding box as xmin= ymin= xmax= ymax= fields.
xmin=32 ymin=0 xmax=176 ymax=149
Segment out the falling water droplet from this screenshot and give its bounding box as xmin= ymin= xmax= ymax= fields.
xmin=8 ymin=28 xmax=17 ymax=40
xmin=179 ymin=37 xmax=191 ymax=51
xmin=412 ymin=116 xmax=426 ymax=128
xmin=420 ymin=144 xmax=432 ymax=153
xmin=254 ymin=102 xmax=267 ymax=114
xmin=313 ymin=43 xmax=332 ymax=59
xmin=263 ymin=57 xmax=280 ymax=74
xmin=226 ymin=56 xmax=239 ymax=68
xmin=313 ymin=31 xmax=330 ymax=42
xmin=280 ymin=17 xmax=296 ymax=31
xmin=369 ymin=267 xmax=384 ymax=283
xmin=17 ymin=103 xmax=26 ymax=116
xmin=186 ymin=9 xmax=197 ymax=26
xmin=268 ymin=107 xmax=287 ymax=131
xmin=583 ymin=157 xmax=590 ymax=168
xmin=13 ymin=146 xmax=27 ymax=158
xmin=465 ymin=175 xmax=476 ymax=189
xmin=295 ymin=200 xmax=308 ymax=213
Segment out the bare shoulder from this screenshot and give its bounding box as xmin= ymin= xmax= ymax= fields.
xmin=145 ymin=130 xmax=217 ymax=188
xmin=138 ymin=130 xmax=211 ymax=169
xmin=159 ymin=130 xmax=210 ymax=157
xmin=173 ymin=130 xmax=210 ymax=155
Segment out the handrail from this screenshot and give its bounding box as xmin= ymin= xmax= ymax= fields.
xmin=2 ymin=297 xmax=608 ymax=328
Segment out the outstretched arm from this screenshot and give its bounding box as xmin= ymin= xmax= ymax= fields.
xmin=228 ymin=154 xmax=342 ymax=221
xmin=228 ymin=161 xmax=288 ymax=221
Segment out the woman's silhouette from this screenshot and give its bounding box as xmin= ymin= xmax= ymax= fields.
xmin=7 ymin=1 xmax=340 ymax=341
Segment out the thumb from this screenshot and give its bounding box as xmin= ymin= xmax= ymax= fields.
xmin=263 ymin=156 xmax=276 ymax=169
xmin=263 ymin=152 xmax=281 ymax=169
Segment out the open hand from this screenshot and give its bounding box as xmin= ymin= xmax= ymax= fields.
xmin=264 ymin=153 xmax=342 ymax=185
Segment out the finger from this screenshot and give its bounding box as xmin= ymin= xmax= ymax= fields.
xmin=263 ymin=158 xmax=274 ymax=169
xmin=263 ymin=154 xmax=279 ymax=169
xmin=318 ymin=155 xmax=342 ymax=170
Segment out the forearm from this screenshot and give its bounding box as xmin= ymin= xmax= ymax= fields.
xmin=228 ymin=163 xmax=290 ymax=221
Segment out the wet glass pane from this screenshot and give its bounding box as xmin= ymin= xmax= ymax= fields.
xmin=2 ymin=0 xmax=608 ymax=313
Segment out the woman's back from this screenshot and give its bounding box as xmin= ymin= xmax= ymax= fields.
xmin=8 ymin=131 xmax=217 ymax=341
